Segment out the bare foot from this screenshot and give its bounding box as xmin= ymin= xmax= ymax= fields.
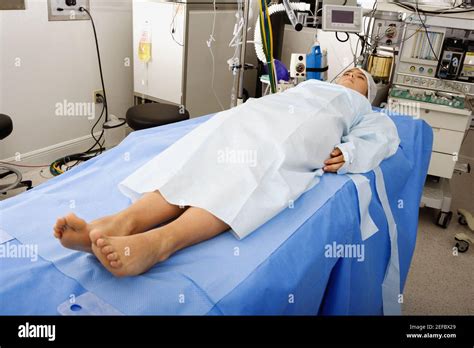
xmin=53 ymin=213 xmax=135 ymax=253
xmin=91 ymin=231 xmax=171 ymax=277
xmin=53 ymin=213 xmax=93 ymax=253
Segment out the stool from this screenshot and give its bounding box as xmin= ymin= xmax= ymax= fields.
xmin=126 ymin=103 xmax=190 ymax=131
xmin=0 ymin=114 xmax=33 ymax=194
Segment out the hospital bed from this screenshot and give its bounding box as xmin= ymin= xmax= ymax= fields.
xmin=0 ymin=110 xmax=433 ymax=315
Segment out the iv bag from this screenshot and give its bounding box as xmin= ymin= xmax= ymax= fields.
xmin=138 ymin=21 xmax=152 ymax=63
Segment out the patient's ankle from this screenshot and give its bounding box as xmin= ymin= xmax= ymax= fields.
xmin=115 ymin=212 xmax=139 ymax=235
xmin=123 ymin=214 xmax=139 ymax=235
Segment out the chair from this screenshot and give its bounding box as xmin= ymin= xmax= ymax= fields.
xmin=126 ymin=102 xmax=190 ymax=131
xmin=0 ymin=114 xmax=33 ymax=194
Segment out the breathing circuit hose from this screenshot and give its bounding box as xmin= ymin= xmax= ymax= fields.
xmin=253 ymin=2 xmax=310 ymax=64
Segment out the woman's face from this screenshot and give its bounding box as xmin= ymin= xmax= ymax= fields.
xmin=337 ymin=68 xmax=369 ymax=98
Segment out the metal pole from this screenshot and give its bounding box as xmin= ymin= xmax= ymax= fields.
xmin=230 ymin=64 xmax=240 ymax=107
xmin=230 ymin=0 xmax=245 ymax=108
xmin=236 ymin=0 xmax=250 ymax=106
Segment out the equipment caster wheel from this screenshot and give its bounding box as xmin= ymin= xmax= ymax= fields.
xmin=454 ymin=232 xmax=473 ymax=253
xmin=436 ymin=211 xmax=452 ymax=229
xmin=455 ymin=240 xmax=469 ymax=253
xmin=457 ymin=209 xmax=474 ymax=231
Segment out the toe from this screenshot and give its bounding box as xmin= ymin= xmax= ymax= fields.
xmin=89 ymin=229 xmax=101 ymax=244
xmin=107 ymin=252 xmax=119 ymax=261
xmin=96 ymin=238 xmax=108 ymax=248
xmin=110 ymin=260 xmax=122 ymax=268
xmin=101 ymin=245 xmax=114 ymax=255
xmin=53 ymin=226 xmax=63 ymax=237
xmin=54 ymin=217 xmax=66 ymax=230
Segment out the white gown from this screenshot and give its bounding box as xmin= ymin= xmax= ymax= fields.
xmin=118 ymin=80 xmax=400 ymax=239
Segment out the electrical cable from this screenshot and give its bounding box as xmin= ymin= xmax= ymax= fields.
xmin=393 ymin=0 xmax=473 ymax=14
xmin=49 ymin=149 xmax=103 ymax=177
xmin=49 ymin=6 xmax=110 ymax=176
xmin=330 ymin=59 xmax=358 ymax=83
xmin=362 ymin=0 xmax=378 ymax=59
xmin=394 ymin=1 xmax=469 ymax=49
xmin=360 ymin=0 xmax=450 ymax=65
xmin=414 ymin=0 xmax=440 ymax=61
xmin=83 ymin=103 xmax=106 ymax=155
xmin=0 ymin=161 xmax=49 ymax=168
xmin=335 ymin=31 xmax=350 ymax=43
xmin=79 ymin=7 xmax=109 ymax=124
xmin=353 ymin=33 xmax=361 ymax=65
xmin=79 ymin=6 xmax=107 ymax=156
xmin=330 ymin=0 xmax=376 ymax=83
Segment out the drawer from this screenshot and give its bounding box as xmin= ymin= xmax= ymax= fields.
xmin=432 ymin=128 xmax=465 ymax=154
xmin=419 ymin=108 xmax=470 ymax=132
xmin=388 ymin=98 xmax=471 ymax=132
xmin=428 ymin=152 xmax=456 ymax=179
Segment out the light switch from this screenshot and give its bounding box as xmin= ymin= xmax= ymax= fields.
xmin=48 ymin=0 xmax=90 ymax=21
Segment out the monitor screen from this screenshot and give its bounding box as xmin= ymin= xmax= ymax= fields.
xmin=332 ymin=10 xmax=354 ymax=24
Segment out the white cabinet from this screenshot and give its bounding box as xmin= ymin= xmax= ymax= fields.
xmin=388 ymin=98 xmax=472 ymax=179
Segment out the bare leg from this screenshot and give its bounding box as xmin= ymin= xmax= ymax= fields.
xmin=54 ymin=191 xmax=185 ymax=253
xmin=91 ymin=207 xmax=230 ymax=277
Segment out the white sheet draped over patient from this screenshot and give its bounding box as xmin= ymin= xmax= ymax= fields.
xmin=118 ymin=80 xmax=400 ymax=239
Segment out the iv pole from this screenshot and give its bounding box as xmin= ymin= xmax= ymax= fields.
xmin=230 ymin=0 xmax=251 ymax=108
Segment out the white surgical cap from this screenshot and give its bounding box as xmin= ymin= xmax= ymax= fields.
xmin=356 ymin=68 xmax=377 ymax=104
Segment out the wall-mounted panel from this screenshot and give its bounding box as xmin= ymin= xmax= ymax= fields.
xmin=0 ymin=0 xmax=26 ymax=10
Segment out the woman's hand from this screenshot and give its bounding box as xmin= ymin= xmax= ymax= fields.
xmin=323 ymin=148 xmax=345 ymax=173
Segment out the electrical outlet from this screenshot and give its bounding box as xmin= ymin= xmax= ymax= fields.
xmin=94 ymin=90 xmax=105 ymax=104
xmin=48 ymin=0 xmax=90 ymax=21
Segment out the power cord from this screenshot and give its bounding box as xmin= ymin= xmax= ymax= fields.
xmin=79 ymin=6 xmax=108 ymax=156
xmin=49 ymin=149 xmax=103 ymax=176
xmin=79 ymin=6 xmax=108 ymax=124
xmin=50 ymin=6 xmax=110 ymax=176
xmin=335 ymin=31 xmax=350 ymax=43
xmin=393 ymin=0 xmax=473 ymax=14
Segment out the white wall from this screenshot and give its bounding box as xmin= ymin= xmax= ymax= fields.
xmin=0 ymin=0 xmax=133 ymax=159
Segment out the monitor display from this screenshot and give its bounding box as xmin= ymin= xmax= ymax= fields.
xmin=332 ymin=10 xmax=354 ymax=24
